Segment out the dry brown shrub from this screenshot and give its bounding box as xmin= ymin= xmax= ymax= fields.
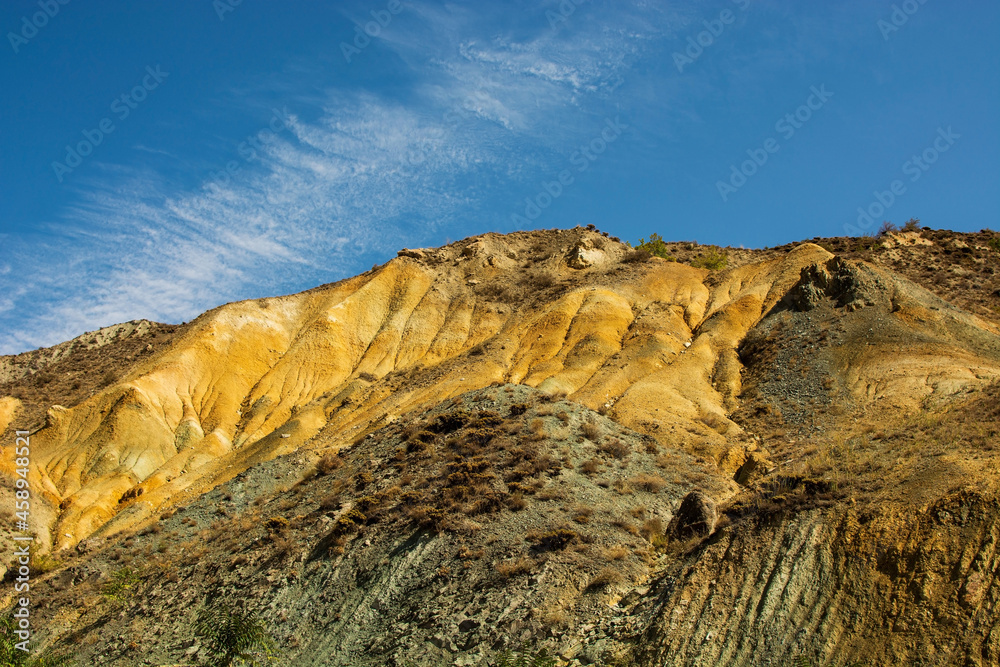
xmin=458 ymin=546 xmax=485 ymax=560
xmin=630 ymin=473 xmax=667 ymax=493
xmin=539 ymin=607 xmax=568 ymax=628
xmin=588 ymin=567 xmax=625 ymax=589
xmin=526 ymin=528 xmax=578 ymax=551
xmin=316 ymin=452 xmax=344 ymax=475
xmin=496 ymin=556 xmax=534 ymax=578
xmin=571 ymin=504 xmax=594 ymax=524
xmin=612 ymin=479 xmax=633 ymax=494
xmin=581 ymin=420 xmax=602 ymax=441
xmin=611 ymin=519 xmax=640 ymax=536
xmin=506 ymin=493 xmax=528 ymax=511
xmin=640 ymin=517 xmax=664 ymax=541
xmin=604 ymin=544 xmax=629 ymax=560
xmin=701 ymin=412 xmax=728 ymax=433
xmin=580 ymin=458 xmax=602 ymax=475
xmin=600 ymin=438 xmax=629 ymax=459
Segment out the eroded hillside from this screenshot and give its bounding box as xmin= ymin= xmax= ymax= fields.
xmin=1 ymin=226 xmax=999 ymax=666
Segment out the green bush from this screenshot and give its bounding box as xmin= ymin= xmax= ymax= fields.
xmin=493 ymin=647 xmax=556 ymax=667
xmin=101 ymin=567 xmax=142 ymax=604
xmin=634 ymin=232 xmax=675 ymax=260
xmin=690 ymin=247 xmax=728 ymax=270
xmin=194 ymin=603 xmax=276 ymax=667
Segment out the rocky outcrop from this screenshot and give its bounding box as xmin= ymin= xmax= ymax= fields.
xmin=636 ymin=494 xmax=1000 ymax=666
xmin=668 ymin=490 xmax=718 ymax=538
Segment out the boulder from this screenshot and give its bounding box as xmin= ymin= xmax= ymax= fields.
xmin=669 ymin=490 xmax=718 ymax=538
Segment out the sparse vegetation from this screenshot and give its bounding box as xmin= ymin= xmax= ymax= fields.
xmin=31 ymin=553 xmax=61 ymax=575
xmin=622 ymin=248 xmax=652 ymax=263
xmin=630 ymin=473 xmax=667 ymax=493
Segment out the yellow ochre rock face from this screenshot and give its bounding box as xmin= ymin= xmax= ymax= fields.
xmin=14 ymin=229 xmax=1000 ymax=550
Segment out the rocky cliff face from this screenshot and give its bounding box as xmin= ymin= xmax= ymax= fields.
xmin=2 ymin=227 xmax=999 ymax=666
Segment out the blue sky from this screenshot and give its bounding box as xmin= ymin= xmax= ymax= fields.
xmin=1 ymin=0 xmax=998 ymax=354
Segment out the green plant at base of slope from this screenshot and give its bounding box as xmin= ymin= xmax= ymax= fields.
xmin=634 ymin=233 xmax=675 ymax=260
xmin=492 ymin=646 xmax=557 ymax=667
xmin=101 ymin=566 xmax=142 ymax=604
xmin=194 ymin=603 xmax=276 ymax=667
xmin=0 ymin=616 xmax=74 ymax=667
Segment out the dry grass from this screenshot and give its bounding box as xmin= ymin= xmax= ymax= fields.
xmin=612 ymin=479 xmax=633 ymax=495
xmin=630 ymin=473 xmax=667 ymax=493
xmin=539 ymin=606 xmax=568 ymax=628
xmin=571 ymin=504 xmax=594 ymax=524
xmin=526 ymin=528 xmax=578 ymax=551
xmin=640 ymin=517 xmax=664 ymax=541
xmin=587 ymin=567 xmax=625 ymax=590
xmin=600 ymin=438 xmax=629 ymax=459
xmin=604 ymin=544 xmax=629 ymax=560
xmin=612 ymin=518 xmax=640 ymax=536
xmin=506 ymin=493 xmax=528 ymax=511
xmin=581 ymin=420 xmax=602 ymax=441
xmin=496 ymin=556 xmax=534 ymax=578
xmin=315 ymin=451 xmax=343 ymax=474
